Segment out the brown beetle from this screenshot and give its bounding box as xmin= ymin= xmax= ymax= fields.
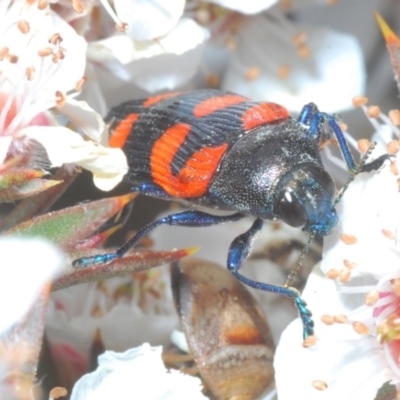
xmin=171 ymin=258 xmax=275 ymax=400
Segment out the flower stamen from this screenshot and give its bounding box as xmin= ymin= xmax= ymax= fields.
xmin=352 ymin=321 xmax=370 ymax=335
xmin=389 ymin=109 xmax=400 ymax=126
xmin=37 ymin=0 xmax=48 ymax=10
xmin=339 ymin=233 xmax=358 ymax=245
xmin=365 ymin=290 xmax=379 ymax=306
xmin=17 ymin=20 xmax=30 ymax=35
xmin=312 ymin=380 xmax=328 ymax=390
xmin=357 ymin=138 xmax=371 ymax=153
xmin=367 ymin=105 xmax=381 ymax=118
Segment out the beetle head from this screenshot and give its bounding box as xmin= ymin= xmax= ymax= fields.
xmin=275 ymin=164 xmax=338 ymax=236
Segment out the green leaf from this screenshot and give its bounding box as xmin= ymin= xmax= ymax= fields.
xmin=374 ymin=381 xmax=397 ymax=400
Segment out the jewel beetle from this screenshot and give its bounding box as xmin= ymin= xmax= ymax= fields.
xmin=73 ymin=89 xmax=390 ymax=339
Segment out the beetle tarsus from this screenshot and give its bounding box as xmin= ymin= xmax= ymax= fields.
xmin=294 ymin=295 xmax=315 ymax=339
xmin=359 ymin=153 xmax=393 ymax=173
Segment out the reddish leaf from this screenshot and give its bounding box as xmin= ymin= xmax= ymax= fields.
xmin=2 ymin=193 xmax=137 ymax=249
xmin=74 ymin=224 xmax=123 ymax=251
xmin=376 ymin=13 xmax=400 ymax=94
xmin=0 ymin=168 xmax=46 ymax=189
xmin=0 ymin=167 xmax=79 ymax=232
xmin=52 ymin=247 xmax=199 ymax=291
xmin=0 ymin=178 xmax=62 ymax=202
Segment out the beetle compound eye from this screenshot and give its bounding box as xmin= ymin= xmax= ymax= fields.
xmin=276 ymin=190 xmax=308 ymax=228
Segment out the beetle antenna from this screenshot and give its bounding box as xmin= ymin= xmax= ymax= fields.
xmin=285 ymin=233 xmax=314 ymax=288
xmin=334 ymin=141 xmax=376 ymax=206
xmin=285 ymin=141 xmax=377 ymax=288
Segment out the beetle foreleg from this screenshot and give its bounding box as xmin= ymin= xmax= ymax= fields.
xmin=316 ymin=112 xmax=391 ymax=173
xmin=298 ymin=103 xmax=318 ymax=127
xmin=311 ymin=112 xmax=358 ymax=172
xmin=227 ymin=219 xmax=314 ymax=340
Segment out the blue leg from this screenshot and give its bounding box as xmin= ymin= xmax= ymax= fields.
xmin=72 ymin=211 xmax=244 ymax=268
xmin=298 ymin=103 xmax=318 ymax=126
xmin=227 ymin=219 xmax=314 ymax=340
xmin=300 ymin=104 xmax=391 ymax=173
xmin=133 ymin=182 xmax=172 ymax=199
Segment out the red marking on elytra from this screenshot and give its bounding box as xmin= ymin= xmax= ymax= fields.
xmin=150 ymin=123 xmax=228 ymax=198
xmin=242 ymin=103 xmax=290 ymax=130
xmin=143 ymin=92 xmax=181 ymax=108
xmin=193 ymin=94 xmax=249 ymax=118
xmin=108 ymin=113 xmax=139 ymax=148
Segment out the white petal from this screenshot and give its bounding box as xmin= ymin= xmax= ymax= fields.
xmin=114 ymin=0 xmax=185 ymax=41
xmin=0 ymin=136 xmax=12 ymax=164
xmin=207 ymin=0 xmax=277 ymax=14
xmin=70 ymin=344 xmax=207 ymax=400
xmin=88 ymin=18 xmax=209 ymax=92
xmin=91 ymin=19 xmax=208 ymax=63
xmin=86 ymin=147 xmax=128 ymax=191
xmin=20 ymin=126 xmax=128 ymax=191
xmin=0 ymin=237 xmax=62 ymax=333
xmin=275 ymin=267 xmax=393 ymax=400
xmin=79 ymin=64 xmax=109 ymax=117
xmin=47 ymin=268 xmax=178 ymax=358
xmin=46 ymin=285 xmax=102 ymax=358
xmin=222 ymin=15 xmax=365 ymax=113
xmin=0 ymin=5 xmax=87 ymax=93
xmin=322 ymin=162 xmax=399 ymax=279
xmin=99 ymin=304 xmax=179 ymax=350
xmin=60 ymin=99 xmax=107 ymax=146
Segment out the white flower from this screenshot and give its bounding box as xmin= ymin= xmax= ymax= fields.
xmin=0 ymin=237 xmax=62 ymax=333
xmin=80 ymin=1 xmax=209 ymax=112
xmin=275 ymin=267 xmax=394 ymax=399
xmin=0 ymin=237 xmax=62 ymax=397
xmin=205 ymin=0 xmax=277 ymax=15
xmin=0 ymin=0 xmax=127 ymax=190
xmin=221 ymin=12 xmax=365 ymax=113
xmin=113 ymin=0 xmax=186 ymax=41
xmin=46 ymin=268 xmax=179 ymax=385
xmin=70 ymin=344 xmax=207 ymax=400
xmin=86 ymin=17 xmax=209 ymax=108
xmin=275 ymin=105 xmax=400 ymax=399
